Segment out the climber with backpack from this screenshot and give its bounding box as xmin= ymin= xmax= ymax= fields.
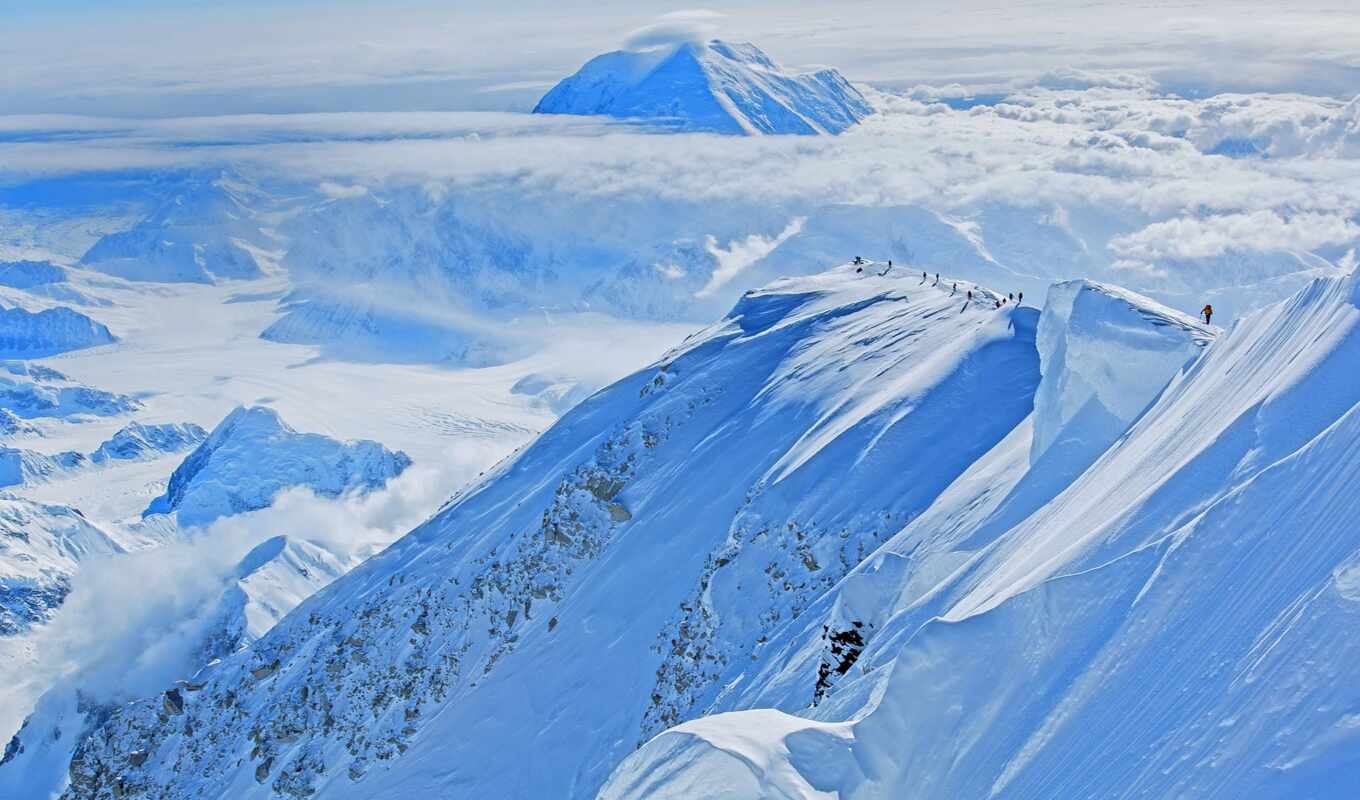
xmin=1202 ymin=303 xmax=1214 ymax=325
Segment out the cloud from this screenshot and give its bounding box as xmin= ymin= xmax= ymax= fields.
xmin=622 ymin=10 xmax=725 ymax=51
xmin=697 ymin=217 xmax=806 ymax=298
xmin=1110 ymin=211 xmax=1360 ymax=261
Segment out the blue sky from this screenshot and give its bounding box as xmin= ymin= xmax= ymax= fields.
xmin=2 ymin=2 xmax=1357 ymax=117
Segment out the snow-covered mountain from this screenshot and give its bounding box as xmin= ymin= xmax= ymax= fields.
xmin=534 ymin=40 xmax=873 ymax=135
xmin=143 ymin=406 xmax=412 ymax=527
xmin=0 ymin=305 xmax=115 ymax=359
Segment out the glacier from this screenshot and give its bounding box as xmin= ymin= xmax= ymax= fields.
xmin=534 ymin=40 xmax=873 ymax=135
xmin=143 ymin=406 xmax=413 ymax=527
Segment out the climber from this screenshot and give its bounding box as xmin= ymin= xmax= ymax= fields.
xmin=1018 ymin=291 xmax=1024 ymax=304
xmin=952 ymin=282 xmax=958 ymax=295
xmin=1202 ymin=303 xmax=1213 ymax=325
xmin=967 ymin=290 xmax=972 ymax=301
xmin=1008 ymin=293 xmax=1013 ymax=301
xmin=934 ymin=273 xmax=940 ymax=286
xmin=853 ymin=256 xmax=864 ymax=265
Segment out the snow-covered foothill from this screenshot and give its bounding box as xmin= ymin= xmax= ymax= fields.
xmin=0 ymin=305 xmax=115 ymax=359
xmin=607 ymin=267 xmax=1360 ymax=799
xmin=0 ymin=261 xmax=67 ymax=290
xmin=143 ymin=406 xmax=412 ymax=527
xmin=0 ymin=495 xmax=122 ymax=635
xmin=534 ymin=40 xmax=873 ymax=135
xmin=78 ymin=177 xmax=272 ymax=284
xmin=0 ymin=410 xmax=40 ymax=439
xmin=0 ymin=369 xmax=139 ymax=421
xmin=0 ymin=447 xmax=86 ymax=488
xmin=89 ymin=422 xmax=207 ymax=465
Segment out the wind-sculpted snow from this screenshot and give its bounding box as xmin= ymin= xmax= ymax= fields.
xmin=534 ymin=40 xmax=873 ymax=135
xmin=49 ymin=264 xmax=1039 ymax=799
xmin=0 ymin=305 xmax=115 ymax=359
xmin=0 ymin=496 xmax=122 ymax=636
xmin=607 ymin=268 xmax=1360 ymax=799
xmin=144 ymin=406 xmax=412 ymax=527
xmin=1030 ymin=279 xmax=1214 ymax=465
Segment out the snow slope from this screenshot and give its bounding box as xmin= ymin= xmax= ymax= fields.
xmin=0 ymin=305 xmax=115 ymax=359
xmin=534 ymin=40 xmax=873 ymax=135
xmin=606 ymin=268 xmax=1360 ymax=798
xmin=143 ymin=406 xmax=412 ymax=527
xmin=48 ymin=264 xmax=1039 ymax=799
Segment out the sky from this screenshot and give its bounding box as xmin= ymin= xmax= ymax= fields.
xmin=3 ymin=2 xmax=1358 ymax=116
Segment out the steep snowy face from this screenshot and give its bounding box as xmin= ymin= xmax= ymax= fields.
xmin=0 ymin=305 xmax=115 ymax=359
xmin=607 ymin=269 xmax=1360 ymax=799
xmin=534 ymin=40 xmax=873 ymax=135
xmin=1031 ymin=279 xmax=1214 ymax=465
xmin=52 ymin=265 xmax=1038 ymax=800
xmin=0 ymin=496 xmax=122 ymax=635
xmin=144 ymin=406 xmax=412 ymax=527
xmin=79 ymin=177 xmax=271 ymax=283
xmin=89 ymin=423 xmax=207 ymax=465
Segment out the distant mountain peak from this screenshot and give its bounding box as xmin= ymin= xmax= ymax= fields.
xmin=533 ymin=39 xmax=873 ymax=135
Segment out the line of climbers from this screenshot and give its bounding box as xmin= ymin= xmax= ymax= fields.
xmin=851 ymin=257 xmax=1023 ymax=309
xmin=852 ymin=257 xmax=1214 ymax=325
